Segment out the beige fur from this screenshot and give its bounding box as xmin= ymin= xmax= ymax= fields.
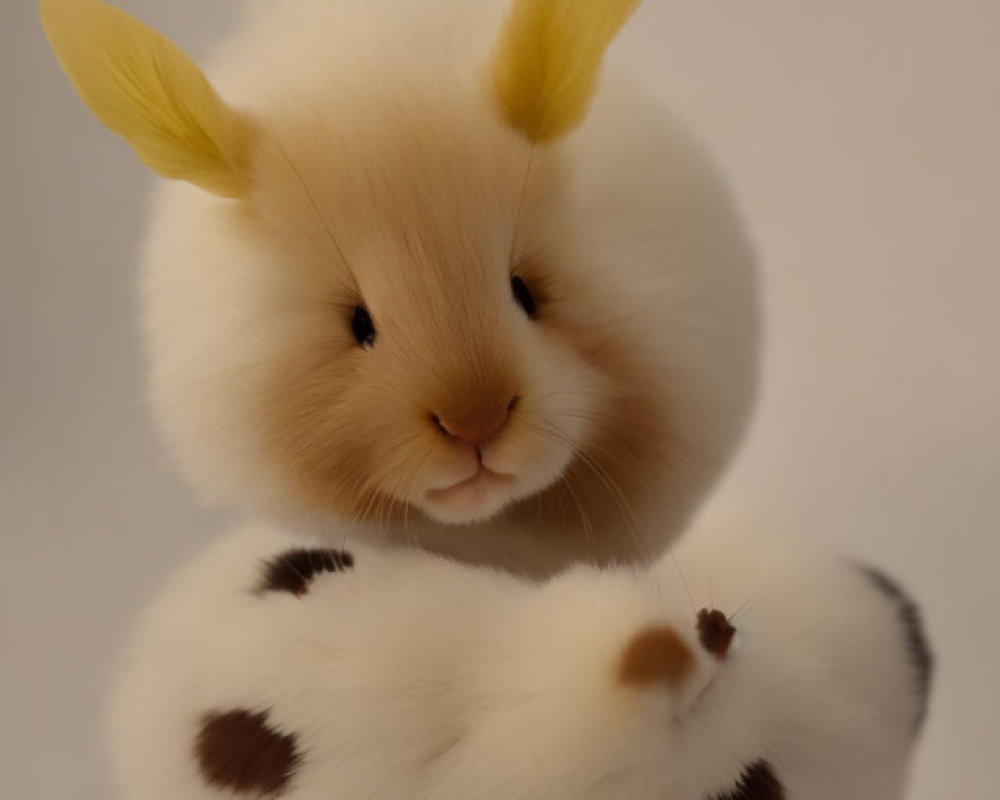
xmin=134 ymin=0 xmax=759 ymax=572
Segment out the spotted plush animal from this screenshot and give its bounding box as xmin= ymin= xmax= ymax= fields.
xmin=108 ymin=523 xmax=931 ymax=799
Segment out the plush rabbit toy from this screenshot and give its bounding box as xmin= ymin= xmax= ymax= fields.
xmin=41 ymin=0 xmax=931 ymax=797
xmin=109 ymin=521 xmax=931 ymax=800
xmin=40 ymin=0 xmax=758 ymax=574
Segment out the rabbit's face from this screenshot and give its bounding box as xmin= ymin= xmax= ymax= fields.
xmin=249 ymin=105 xmax=597 ymax=526
xmin=47 ymin=0 xmax=759 ymax=561
xmin=142 ymin=66 xmax=759 ymax=559
xmin=148 ymin=98 xmax=671 ymax=529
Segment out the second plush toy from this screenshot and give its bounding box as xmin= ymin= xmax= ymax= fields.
xmin=109 ymin=522 xmax=931 ymax=800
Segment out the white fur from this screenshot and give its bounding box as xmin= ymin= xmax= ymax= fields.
xmin=139 ymin=0 xmax=759 ymax=569
xmin=109 ymin=522 xmax=925 ymax=799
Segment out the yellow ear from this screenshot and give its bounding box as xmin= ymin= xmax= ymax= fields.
xmin=39 ymin=0 xmax=255 ymax=197
xmin=490 ymin=0 xmax=640 ymax=144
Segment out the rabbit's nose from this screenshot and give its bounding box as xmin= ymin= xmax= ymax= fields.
xmin=431 ymin=396 xmax=518 ymax=446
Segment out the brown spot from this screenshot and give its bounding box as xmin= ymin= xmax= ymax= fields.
xmin=618 ymin=625 xmax=695 ymax=688
xmin=710 ymin=760 xmax=785 ymax=800
xmin=258 ymin=548 xmax=354 ymax=597
xmin=697 ymin=608 xmax=736 ymax=659
xmin=195 ymin=709 xmax=301 ymax=796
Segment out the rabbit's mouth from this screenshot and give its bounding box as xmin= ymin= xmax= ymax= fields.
xmin=424 ymin=465 xmax=517 ymax=518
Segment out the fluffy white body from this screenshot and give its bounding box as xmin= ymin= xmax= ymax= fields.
xmin=109 ymin=522 xmax=929 ymax=800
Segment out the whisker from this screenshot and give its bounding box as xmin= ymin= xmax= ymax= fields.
xmin=273 ymin=136 xmax=358 ymax=295
xmin=559 ymin=472 xmax=597 ymax=564
xmin=729 ymin=579 xmax=773 ymax=623
xmin=508 ymin=146 xmax=535 ymax=270
xmin=525 ymin=419 xmax=650 ymax=563
xmin=671 ymin=551 xmax=696 ymax=616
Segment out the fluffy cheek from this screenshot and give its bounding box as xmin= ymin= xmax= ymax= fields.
xmin=489 ymin=342 xmax=604 ymax=502
xmin=253 ymin=342 xmax=476 ymax=522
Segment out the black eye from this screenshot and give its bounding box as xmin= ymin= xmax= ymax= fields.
xmin=351 ymin=305 xmax=376 ymax=347
xmin=510 ymin=275 xmax=537 ymax=318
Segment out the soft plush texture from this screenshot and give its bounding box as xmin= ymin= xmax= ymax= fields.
xmin=108 ymin=522 xmax=931 ymax=800
xmin=40 ymin=3 xmax=932 ymax=797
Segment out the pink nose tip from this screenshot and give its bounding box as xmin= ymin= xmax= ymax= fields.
xmin=432 ymin=397 xmax=518 ymax=446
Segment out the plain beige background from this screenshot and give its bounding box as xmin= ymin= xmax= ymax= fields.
xmin=2 ymin=0 xmax=998 ymax=797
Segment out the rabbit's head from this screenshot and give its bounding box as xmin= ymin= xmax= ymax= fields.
xmin=43 ymin=0 xmax=758 ymax=565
